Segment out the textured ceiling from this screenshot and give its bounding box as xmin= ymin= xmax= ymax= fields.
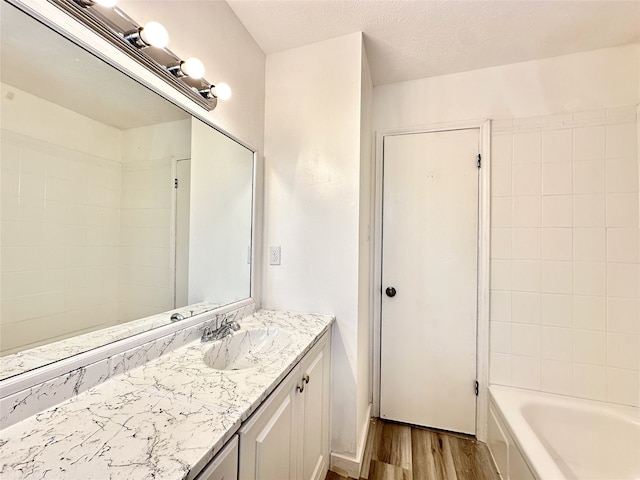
xmin=226 ymin=0 xmax=640 ymax=86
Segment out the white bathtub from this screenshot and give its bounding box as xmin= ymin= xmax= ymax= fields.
xmin=488 ymin=385 xmax=640 ymax=480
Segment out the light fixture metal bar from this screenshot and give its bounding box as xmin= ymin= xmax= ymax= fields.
xmin=46 ymin=0 xmax=217 ymax=111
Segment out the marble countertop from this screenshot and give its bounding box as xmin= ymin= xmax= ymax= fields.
xmin=0 ymin=310 xmax=334 ymax=480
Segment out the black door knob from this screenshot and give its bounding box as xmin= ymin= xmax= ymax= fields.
xmin=385 ymin=286 xmax=397 ymax=297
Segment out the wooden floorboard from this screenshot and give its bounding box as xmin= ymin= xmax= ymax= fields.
xmin=326 ymin=418 xmax=500 ymax=480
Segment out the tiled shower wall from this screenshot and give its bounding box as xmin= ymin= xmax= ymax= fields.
xmin=489 ymin=106 xmax=639 ymax=406
xmin=0 ymin=131 xmax=122 ymax=354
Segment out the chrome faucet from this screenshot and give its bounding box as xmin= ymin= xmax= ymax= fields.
xmin=201 ymin=316 xmax=240 ymax=343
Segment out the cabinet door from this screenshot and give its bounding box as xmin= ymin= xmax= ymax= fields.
xmin=239 ymin=368 xmax=299 ymax=480
xmin=195 ymin=435 xmax=238 ymax=480
xmin=298 ymin=333 xmax=330 ymax=480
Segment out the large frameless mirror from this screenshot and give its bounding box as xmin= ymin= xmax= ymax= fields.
xmin=0 ymin=0 xmax=254 ymax=380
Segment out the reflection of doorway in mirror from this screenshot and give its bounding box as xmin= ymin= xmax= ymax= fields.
xmin=174 ymin=158 xmax=191 ymax=309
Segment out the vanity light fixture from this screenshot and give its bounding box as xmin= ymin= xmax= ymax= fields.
xmin=54 ymin=0 xmax=231 ymax=111
xmin=169 ymin=57 xmax=206 ymax=79
xmin=124 ymin=21 xmax=169 ymax=49
xmin=198 ymin=82 xmax=232 ymax=102
xmin=213 ymin=82 xmax=232 ymax=101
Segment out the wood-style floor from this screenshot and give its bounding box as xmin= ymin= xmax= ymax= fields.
xmin=326 ymin=418 xmax=500 ymax=480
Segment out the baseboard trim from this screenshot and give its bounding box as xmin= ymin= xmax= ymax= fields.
xmin=329 ymin=403 xmax=372 ymax=478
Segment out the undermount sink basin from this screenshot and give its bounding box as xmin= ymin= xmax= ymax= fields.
xmin=203 ymin=327 xmax=295 ymax=371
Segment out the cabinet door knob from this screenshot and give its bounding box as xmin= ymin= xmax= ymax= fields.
xmin=303 ymin=374 xmax=310 ymax=384
xmin=385 ymin=286 xmax=397 ymax=297
xmin=297 ymin=383 xmax=304 ymax=393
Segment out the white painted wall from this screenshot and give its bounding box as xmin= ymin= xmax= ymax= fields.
xmin=118 ymin=0 xmax=265 ymax=152
xmin=374 ymin=44 xmax=639 ymax=130
xmin=374 ymin=44 xmax=640 ymax=407
xmin=262 ymin=32 xmax=372 ymax=469
xmin=357 ymin=43 xmax=374 ymax=451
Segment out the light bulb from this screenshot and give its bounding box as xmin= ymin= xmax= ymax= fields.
xmin=93 ymin=0 xmax=117 ymax=7
xmin=139 ymin=21 xmax=169 ymax=48
xmin=214 ymin=82 xmax=232 ymax=101
xmin=181 ymin=58 xmax=205 ymax=79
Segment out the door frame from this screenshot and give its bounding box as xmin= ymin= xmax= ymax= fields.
xmin=371 ymin=119 xmax=491 ymax=441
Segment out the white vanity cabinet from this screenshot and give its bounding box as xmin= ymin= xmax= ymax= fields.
xmin=195 ymin=436 xmax=239 ymax=480
xmin=238 ymin=331 xmax=330 ymax=480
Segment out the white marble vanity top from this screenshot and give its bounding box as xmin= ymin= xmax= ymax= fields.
xmin=0 ymin=310 xmax=334 ymax=480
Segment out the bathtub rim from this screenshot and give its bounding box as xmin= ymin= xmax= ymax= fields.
xmin=489 ymin=385 xmax=640 ymax=480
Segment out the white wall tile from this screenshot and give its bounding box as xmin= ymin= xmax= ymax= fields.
xmin=573 ymin=194 xmax=605 ymax=227
xmin=606 ymin=193 xmax=639 ymax=227
xmin=20 ymin=149 xmax=47 ymax=175
xmin=606 ymin=158 xmax=638 ymax=193
xmin=573 ymin=262 xmax=606 ymax=296
xmin=541 ymin=326 xmax=573 ymax=361
xmin=607 ymin=367 xmax=639 ymax=406
xmin=512 ymin=228 xmax=540 ymax=259
xmin=573 ymin=228 xmax=606 ymax=261
xmin=511 ymin=355 xmax=541 ymax=389
xmin=542 ymin=195 xmax=572 ymax=227
xmin=573 ymin=126 xmax=605 ymax=161
xmin=491 ymin=197 xmax=512 ymax=228
xmin=607 ymin=263 xmax=639 ymax=298
xmin=1 ymin=170 xmax=19 ymax=198
xmin=513 ymin=196 xmax=541 ymax=227
xmin=491 ymin=321 xmax=512 ymax=354
xmin=606 ymin=124 xmax=637 ymax=159
xmin=573 ymin=295 xmax=606 ymax=331
xmin=1 ymin=195 xmax=20 ymax=222
xmin=512 ymin=260 xmax=541 ymax=292
xmin=19 ymin=196 xmax=45 ymax=223
xmin=490 ymin=353 xmax=512 ymax=385
xmin=490 ymin=290 xmax=512 ymax=323
xmin=573 ymin=160 xmax=605 ymax=194
xmin=513 ymin=132 xmax=541 ymax=164
xmin=542 ymin=228 xmax=572 ymax=261
xmin=542 ymin=163 xmax=572 ymax=195
xmin=19 ymin=173 xmax=46 ymax=199
xmin=45 ymin=177 xmax=69 ymax=202
xmin=574 ymin=363 xmax=607 ymax=401
xmin=488 ymin=111 xmax=638 ymax=402
xmin=607 ymin=298 xmax=639 ymax=334
xmin=607 ymin=333 xmax=639 ymax=370
xmin=541 ymin=261 xmax=572 ymax=294
xmin=512 ymin=324 xmax=540 ymax=357
xmin=541 ymin=294 xmax=573 ymax=328
xmin=513 ymin=163 xmax=541 ymax=196
xmin=542 ymin=129 xmax=572 ymax=163
xmin=512 ymin=291 xmax=541 ymax=324
xmin=491 ymin=228 xmax=511 ymax=259
xmin=607 ymin=228 xmax=639 ymax=263
xmin=574 ymin=329 xmax=606 ymax=365
xmin=492 ymin=158 xmax=512 ymax=197
xmin=45 ymin=155 xmax=68 ymax=179
xmin=541 ymin=359 xmax=573 ymax=395
xmin=1 ymin=143 xmax=21 ymax=172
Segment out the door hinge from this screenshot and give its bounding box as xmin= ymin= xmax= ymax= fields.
xmin=477 ymin=154 xmax=482 ymax=169
xmin=475 ymin=380 xmax=479 ymax=396
xmin=174 ymin=178 xmax=178 ymax=189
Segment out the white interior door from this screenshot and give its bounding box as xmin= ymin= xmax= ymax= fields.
xmin=175 ymin=158 xmax=191 ymax=308
xmin=380 ymin=129 xmax=479 ymax=435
